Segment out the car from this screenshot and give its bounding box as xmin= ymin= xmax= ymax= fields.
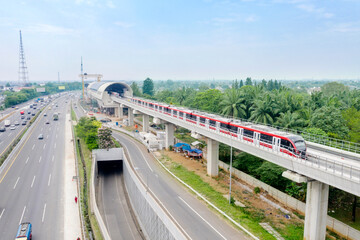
xmin=27 ymin=116 xmax=31 ymax=120
xmin=15 ymin=121 xmax=19 ymax=126
xmin=28 ymin=111 xmax=31 ymax=114
xmin=22 ymin=121 xmax=27 ymax=125
xmin=45 ymin=120 xmax=50 ymax=124
xmin=21 ymin=115 xmax=25 ymax=119
xmin=0 ymin=127 xmax=5 ymax=132
xmin=44 ymin=113 xmax=47 ymax=116
xmin=32 ymin=113 xmax=35 ymax=116
xmin=38 ymin=134 xmax=44 ymax=139
xmin=10 ymin=124 xmax=16 ymax=130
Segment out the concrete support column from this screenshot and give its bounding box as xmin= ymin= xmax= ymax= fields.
xmin=119 ymin=106 xmax=123 ymax=118
xmin=114 ymin=107 xmax=119 ymax=118
xmin=207 ymin=138 xmax=219 ymax=177
xmin=304 ymin=181 xmax=329 ymax=240
xmin=165 ymin=123 xmax=175 ymax=149
xmin=143 ymin=114 xmax=149 ymax=132
xmin=128 ymin=107 xmax=134 ymax=126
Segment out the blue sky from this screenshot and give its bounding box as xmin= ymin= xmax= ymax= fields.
xmin=0 ymin=0 xmax=359 ymax=81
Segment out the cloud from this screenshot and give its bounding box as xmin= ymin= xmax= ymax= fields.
xmin=330 ymin=22 xmax=360 ymax=33
xmin=106 ymin=1 xmax=115 ymax=8
xmin=26 ymin=24 xmax=75 ymax=35
xmin=245 ymin=15 xmax=257 ymax=22
xmin=296 ymin=4 xmax=334 ymax=18
xmin=114 ymin=21 xmax=135 ymax=28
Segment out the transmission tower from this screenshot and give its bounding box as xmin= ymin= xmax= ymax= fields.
xmin=18 ymin=30 xmax=29 ymax=86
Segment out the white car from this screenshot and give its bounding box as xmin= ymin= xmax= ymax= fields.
xmin=10 ymin=124 xmax=16 ymax=130
xmin=14 ymin=121 xmax=19 ymax=126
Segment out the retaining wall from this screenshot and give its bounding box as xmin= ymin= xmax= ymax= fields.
xmin=218 ymin=161 xmax=360 ymax=240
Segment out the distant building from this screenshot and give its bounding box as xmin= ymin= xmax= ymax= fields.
xmin=307 ymin=87 xmax=321 ymax=94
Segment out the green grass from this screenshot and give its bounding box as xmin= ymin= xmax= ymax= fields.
xmin=159 ymin=155 xmax=276 ymax=240
xmin=71 ymin=107 xmax=77 ymax=121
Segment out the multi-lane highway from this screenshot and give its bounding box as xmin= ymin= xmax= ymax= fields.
xmin=0 ymin=96 xmax=68 ymax=239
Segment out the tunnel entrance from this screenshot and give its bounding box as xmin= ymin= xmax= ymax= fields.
xmin=97 ymin=160 xmax=123 ymax=176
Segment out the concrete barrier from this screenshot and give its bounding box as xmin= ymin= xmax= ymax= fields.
xmin=218 ymin=161 xmax=360 ymax=240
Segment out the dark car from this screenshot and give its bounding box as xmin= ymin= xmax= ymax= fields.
xmin=21 ymin=115 xmax=25 ymax=119
xmin=0 ymin=127 xmax=5 ymax=132
xmin=32 ymin=113 xmax=35 ymax=116
xmin=27 ymin=116 xmax=31 ymax=120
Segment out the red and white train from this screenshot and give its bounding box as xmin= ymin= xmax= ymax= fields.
xmin=130 ymin=98 xmax=307 ymax=159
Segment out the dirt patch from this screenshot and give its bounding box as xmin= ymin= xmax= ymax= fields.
xmin=161 ymin=150 xmax=304 ymax=232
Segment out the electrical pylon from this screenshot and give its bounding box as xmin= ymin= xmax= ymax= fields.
xmin=19 ymin=30 xmax=29 ymax=86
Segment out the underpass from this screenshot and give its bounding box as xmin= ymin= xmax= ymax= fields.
xmin=93 ymin=149 xmax=143 ymax=240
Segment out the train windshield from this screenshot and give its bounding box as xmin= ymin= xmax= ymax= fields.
xmin=294 ymin=140 xmax=306 ymax=150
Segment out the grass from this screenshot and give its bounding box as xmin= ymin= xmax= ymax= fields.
xmin=72 ymin=108 xmax=104 ymax=240
xmin=159 ymin=154 xmax=276 ymax=240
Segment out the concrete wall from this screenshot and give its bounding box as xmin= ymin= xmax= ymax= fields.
xmin=123 ymin=150 xmax=187 ymax=240
xmin=218 ymin=161 xmax=360 ymax=240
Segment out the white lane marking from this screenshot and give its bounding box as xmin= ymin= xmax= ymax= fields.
xmin=52 ymin=155 xmax=54 ymax=162
xmin=32 ymin=144 xmax=35 ymax=150
xmin=43 ymin=143 xmax=46 ymax=149
xmin=48 ymin=174 xmax=51 ymax=186
xmin=56 ymin=134 xmax=58 ymax=139
xmin=42 ymin=203 xmax=46 ymax=222
xmin=0 ymin=209 xmax=4 ymax=220
xmin=178 ymin=196 xmax=227 ymax=240
xmin=13 ymin=177 xmax=20 ymax=189
xmin=8 ymin=133 xmax=12 ymax=137
xmin=19 ymin=206 xmax=26 ymax=225
xmin=25 ymin=156 xmax=29 ymax=164
xmin=47 ymin=135 xmax=49 ymax=139
xmin=49 ymin=127 xmax=51 ymax=131
xmin=54 ymin=143 xmax=56 ymax=149
xmin=41 ymin=127 xmax=43 ymax=131
xmin=31 ymin=176 xmax=36 ymax=188
xmin=39 ymin=156 xmax=42 ymax=163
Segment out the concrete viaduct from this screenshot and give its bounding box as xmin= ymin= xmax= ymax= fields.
xmin=86 ymin=81 xmax=360 ymax=240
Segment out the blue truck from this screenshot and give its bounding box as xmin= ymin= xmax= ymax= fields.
xmin=15 ymin=222 xmax=32 ymax=240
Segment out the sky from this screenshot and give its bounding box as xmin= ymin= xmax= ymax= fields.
xmin=0 ymin=0 xmax=359 ymax=82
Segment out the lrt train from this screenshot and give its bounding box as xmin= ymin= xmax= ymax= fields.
xmin=130 ymin=98 xmax=307 ymax=159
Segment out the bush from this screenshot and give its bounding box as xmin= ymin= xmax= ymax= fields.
xmin=254 ymin=187 xmax=260 ymax=194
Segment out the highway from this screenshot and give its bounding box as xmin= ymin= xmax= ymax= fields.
xmin=74 ymin=100 xmax=249 ymax=239
xmin=0 ymin=95 xmax=68 ymax=239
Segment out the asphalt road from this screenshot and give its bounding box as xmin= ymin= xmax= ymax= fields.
xmin=112 ymin=131 xmax=250 ymax=240
xmin=0 ymin=95 xmax=69 ymax=239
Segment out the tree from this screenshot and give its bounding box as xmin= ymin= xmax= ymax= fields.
xmin=342 ymin=107 xmax=360 ymax=142
xmin=256 ymin=162 xmax=290 ymax=191
xmin=5 ymin=82 xmax=10 ymax=87
xmin=219 ymin=88 xmax=246 ymax=118
xmin=310 ymin=106 xmax=349 ymax=139
xmin=249 ymin=95 xmax=276 ymax=124
xmin=190 ymin=89 xmax=222 ymax=113
xmin=245 ymin=77 xmax=252 ymax=86
xmin=98 ymin=128 xmax=115 ymax=149
xmin=239 ymin=80 xmax=244 ymax=88
xmin=176 ymin=87 xmax=187 ymax=105
xmin=130 ymin=82 xmax=141 ymax=96
xmin=276 ymin=111 xmax=304 ymax=129
xmin=321 ymin=82 xmax=349 ymax=97
xmin=143 ymin=78 xmax=154 ymax=96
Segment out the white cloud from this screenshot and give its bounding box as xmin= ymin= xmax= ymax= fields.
xmin=26 ymin=24 xmax=75 ymax=35
xmin=114 ymin=21 xmax=134 ymax=28
xmin=330 ymin=22 xmax=360 ymax=33
xmin=245 ymin=15 xmax=257 ymax=22
xmin=296 ymin=4 xmax=334 ymax=18
xmin=106 ymin=1 xmax=115 ymax=8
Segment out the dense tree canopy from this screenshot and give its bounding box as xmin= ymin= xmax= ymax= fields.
xmin=143 ymin=78 xmax=154 ymax=96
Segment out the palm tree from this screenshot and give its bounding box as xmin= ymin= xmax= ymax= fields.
xmin=276 ymin=111 xmax=304 ymax=129
xmin=249 ymin=95 xmax=276 ymax=124
xmin=219 ymin=88 xmax=246 ymax=118
xmin=176 ymin=87 xmax=187 ymax=105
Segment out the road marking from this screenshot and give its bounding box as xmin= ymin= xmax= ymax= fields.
xmin=54 ymin=143 xmax=56 ymax=149
xmin=32 ymin=144 xmax=35 ymax=150
xmin=56 ymin=134 xmax=58 ymax=139
xmin=52 ymin=155 xmax=54 ymax=162
xmin=19 ymin=206 xmax=26 ymax=225
xmin=39 ymin=156 xmax=42 ymax=163
xmin=47 ymin=135 xmax=49 ymax=139
xmin=41 ymin=127 xmax=43 ymax=131
xmin=8 ymin=132 xmax=12 ymax=137
xmin=13 ymin=177 xmax=20 ymax=189
xmin=42 ymin=204 xmax=46 ymax=222
xmin=0 ymin=209 xmax=4 ymax=220
xmin=25 ymin=156 xmax=29 ymax=164
xmin=31 ymin=176 xmax=36 ymax=188
xmin=48 ymin=174 xmax=51 ymax=186
xmin=43 ymin=143 xmax=46 ymax=149
xmin=178 ymin=196 xmax=227 ymax=240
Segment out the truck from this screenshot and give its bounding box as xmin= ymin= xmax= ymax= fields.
xmin=53 ymin=113 xmax=59 ymax=121
xmin=15 ymin=222 xmax=32 ymax=240
xmin=4 ymin=120 xmax=10 ymax=127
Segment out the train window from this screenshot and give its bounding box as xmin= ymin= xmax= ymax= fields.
xmin=179 ymin=112 xmax=184 ymax=117
xmin=155 ymin=105 xmax=158 ymax=110
xmin=209 ymin=119 xmax=216 ymax=127
xmin=190 ymin=114 xmax=197 ymax=121
xmin=260 ymin=134 xmax=273 ymax=143
xmin=186 ymin=113 xmax=191 ymax=119
xmin=149 ymin=103 xmax=154 ymax=108
xmin=229 ymin=124 xmax=238 ymax=133
xmin=164 ymin=107 xmax=170 ymax=113
xmin=281 ymin=139 xmax=292 ymax=150
xmin=243 ymin=129 xmax=254 ymax=138
xmin=200 ymin=117 xmax=206 ymax=123
xmin=173 ymin=110 xmax=178 ymax=115
xmin=220 ymin=122 xmax=228 ymax=130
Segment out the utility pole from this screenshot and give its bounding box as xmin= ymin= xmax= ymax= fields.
xmin=19 ymin=30 xmax=29 ymax=86
xmin=81 ymin=56 xmax=84 ymax=99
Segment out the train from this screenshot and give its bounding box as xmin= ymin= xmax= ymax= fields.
xmin=129 ymin=97 xmax=307 ymax=159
